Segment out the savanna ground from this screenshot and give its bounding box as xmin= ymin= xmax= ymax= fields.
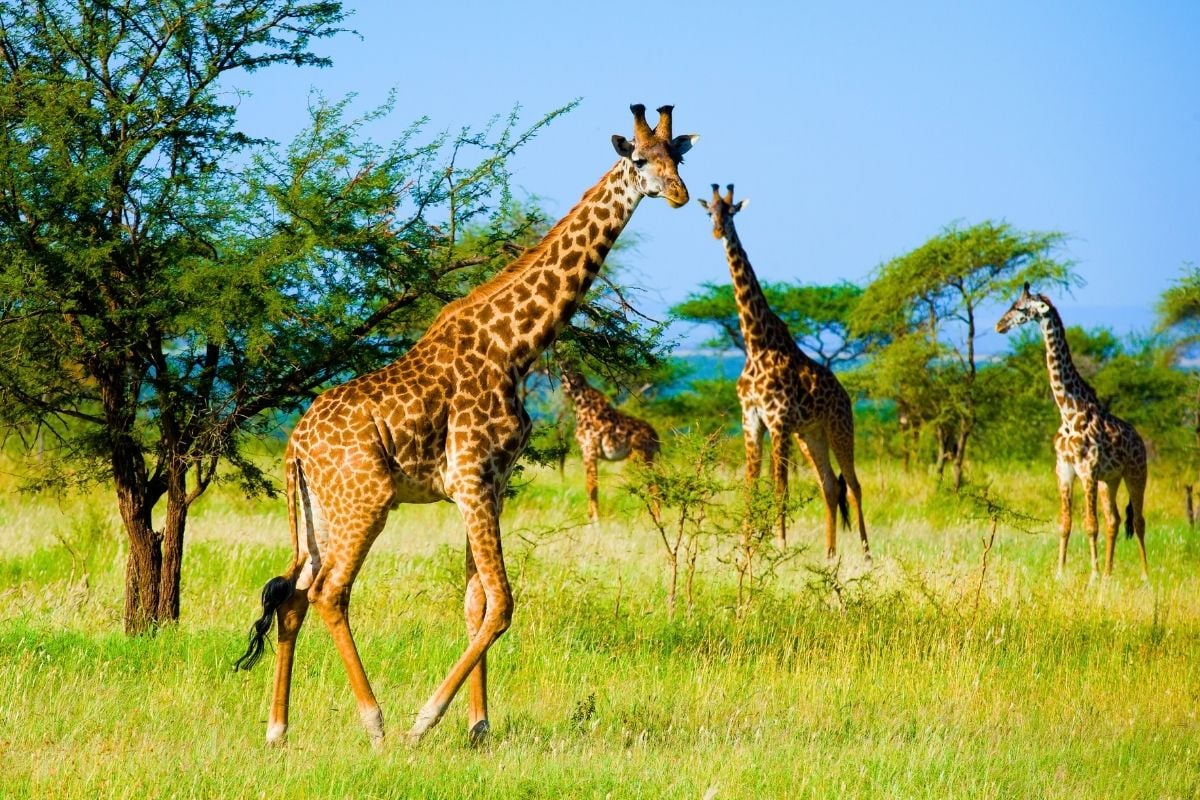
xmin=1 ymin=448 xmax=1198 ymax=799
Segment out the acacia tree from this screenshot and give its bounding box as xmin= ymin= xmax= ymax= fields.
xmin=1155 ymin=264 xmax=1200 ymax=521
xmin=673 ymin=280 xmax=869 ymax=369
xmin=851 ymin=221 xmax=1075 ymax=489
xmin=0 ymin=0 xmax=579 ymax=632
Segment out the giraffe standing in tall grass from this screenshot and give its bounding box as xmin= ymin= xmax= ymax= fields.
xmin=560 ymin=367 xmax=660 ymax=522
xmin=698 ymin=184 xmax=870 ymax=560
xmin=235 ymin=105 xmax=697 ymax=747
xmin=996 ymin=283 xmax=1148 ymax=579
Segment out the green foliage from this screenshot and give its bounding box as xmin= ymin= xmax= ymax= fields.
xmin=976 ymin=323 xmax=1197 ymax=476
xmin=0 ymin=0 xmax=591 ymax=631
xmin=851 ymin=220 xmax=1077 ymax=485
xmin=673 ymin=280 xmax=868 ymax=367
xmin=1156 ymin=262 xmax=1200 ymax=351
xmin=627 ymin=427 xmax=729 ymax=617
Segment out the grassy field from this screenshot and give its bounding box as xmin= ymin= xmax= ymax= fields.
xmin=1 ymin=453 xmax=1198 ymax=799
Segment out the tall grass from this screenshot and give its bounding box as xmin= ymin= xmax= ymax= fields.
xmin=0 ymin=455 xmax=1197 ymax=798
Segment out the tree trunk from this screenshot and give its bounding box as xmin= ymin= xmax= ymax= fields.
xmin=157 ymin=466 xmax=190 ymax=622
xmin=114 ymin=464 xmax=161 ymax=635
xmin=952 ymin=426 xmax=971 ymax=492
xmin=1186 ymin=484 xmax=1195 ymax=529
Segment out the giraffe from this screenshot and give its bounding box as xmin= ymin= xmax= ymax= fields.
xmin=234 ymin=105 xmax=697 ymax=748
xmin=995 ymin=283 xmax=1148 ymax=579
xmin=698 ymin=184 xmax=870 ymax=560
xmin=559 ymin=366 xmax=660 ymax=522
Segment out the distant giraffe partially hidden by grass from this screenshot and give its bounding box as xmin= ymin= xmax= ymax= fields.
xmin=559 ymin=366 xmax=660 ymax=522
xmin=995 ymin=282 xmax=1148 ymax=579
xmin=698 ymin=184 xmax=870 ymax=560
xmin=233 ymin=104 xmax=697 ymax=749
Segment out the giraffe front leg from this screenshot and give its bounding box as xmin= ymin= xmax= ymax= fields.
xmin=1082 ymin=476 xmax=1100 ymax=581
xmin=583 ymin=448 xmax=600 ymax=524
xmin=1099 ymin=480 xmax=1121 ymax=578
xmin=409 ymin=484 xmax=513 ymax=744
xmin=768 ymin=426 xmax=792 ymax=546
xmin=1055 ymin=459 xmax=1074 ymax=579
xmin=464 ymin=544 xmax=489 ymax=745
xmin=742 ymin=406 xmax=765 ymax=489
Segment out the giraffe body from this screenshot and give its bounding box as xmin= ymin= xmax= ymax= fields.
xmin=235 ymin=105 xmax=696 ymax=747
xmin=699 ymin=184 xmax=870 ymax=559
xmin=561 ymin=369 xmax=660 ymax=521
xmin=996 ymin=284 xmax=1148 ymax=579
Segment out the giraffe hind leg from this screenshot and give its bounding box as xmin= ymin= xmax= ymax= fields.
xmin=1126 ymin=470 xmax=1149 ymax=580
xmin=307 ymin=509 xmax=391 ymax=747
xmin=797 ymin=432 xmax=839 ymax=558
xmin=829 ymin=427 xmax=870 ymax=561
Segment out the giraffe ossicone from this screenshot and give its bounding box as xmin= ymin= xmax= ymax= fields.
xmin=699 ymin=183 xmax=871 ymax=560
xmin=234 ymin=104 xmax=696 ymax=748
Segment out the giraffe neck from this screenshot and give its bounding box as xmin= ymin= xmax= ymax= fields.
xmin=432 ymin=160 xmax=641 ymax=375
xmin=1038 ymin=307 xmax=1099 ymax=414
xmin=721 ymin=223 xmax=795 ymax=354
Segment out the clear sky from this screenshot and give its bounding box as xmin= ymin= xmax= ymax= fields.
xmin=233 ymin=1 xmax=1199 ymax=351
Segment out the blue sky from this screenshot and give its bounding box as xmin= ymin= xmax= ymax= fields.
xmin=233 ymin=1 xmax=1199 ymax=351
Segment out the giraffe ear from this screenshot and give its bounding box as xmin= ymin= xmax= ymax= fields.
xmin=1031 ymin=299 xmax=1050 ymax=314
xmin=734 ymin=198 xmax=749 ymax=213
xmin=672 ymin=134 xmax=698 ymax=156
xmin=697 ymin=198 xmax=709 ymax=210
xmin=612 ymin=135 xmax=635 ymax=158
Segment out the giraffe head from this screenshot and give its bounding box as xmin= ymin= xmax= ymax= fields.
xmin=611 ymin=104 xmax=697 ymax=208
xmin=995 ymin=282 xmax=1053 ymax=333
xmin=559 ymin=366 xmax=586 ymax=395
xmin=697 ymin=183 xmax=748 ymax=239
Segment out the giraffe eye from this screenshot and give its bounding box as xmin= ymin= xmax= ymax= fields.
xmin=633 ymin=158 xmax=647 ymax=168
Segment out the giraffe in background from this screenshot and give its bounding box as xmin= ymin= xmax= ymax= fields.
xmin=235 ymin=105 xmax=697 ymax=747
xmin=995 ymin=283 xmax=1148 ymax=579
xmin=560 ymin=366 xmax=660 ymax=522
xmin=699 ymin=184 xmax=870 ymax=560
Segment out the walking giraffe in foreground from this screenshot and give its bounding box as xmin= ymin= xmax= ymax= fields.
xmin=698 ymin=184 xmax=870 ymax=559
xmin=235 ymin=105 xmax=697 ymax=747
xmin=995 ymin=283 xmax=1148 ymax=579
xmin=560 ymin=367 xmax=660 ymax=522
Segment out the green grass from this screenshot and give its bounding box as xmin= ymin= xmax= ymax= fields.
xmin=1 ymin=457 xmax=1198 ymax=799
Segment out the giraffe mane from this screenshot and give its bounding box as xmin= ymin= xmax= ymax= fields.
xmin=426 ymin=170 xmax=618 ymax=333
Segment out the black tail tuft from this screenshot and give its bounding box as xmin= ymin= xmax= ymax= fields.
xmin=1124 ymin=502 xmax=1134 ymax=539
xmin=233 ymin=576 xmax=295 ymax=671
xmin=836 ymin=473 xmax=851 ymax=531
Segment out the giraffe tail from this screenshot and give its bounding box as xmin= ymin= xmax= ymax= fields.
xmin=233 ymin=576 xmax=295 ymax=671
xmin=1124 ymin=502 xmax=1134 ymax=539
xmin=836 ymin=473 xmax=851 ymax=531
xmin=234 ymin=457 xmax=303 ymax=671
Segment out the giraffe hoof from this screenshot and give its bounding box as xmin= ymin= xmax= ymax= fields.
xmin=468 ymin=719 xmax=491 ymax=747
xmin=265 ymin=722 xmax=288 ymax=747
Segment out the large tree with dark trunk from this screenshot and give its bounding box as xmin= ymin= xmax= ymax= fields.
xmin=0 ymin=0 xmax=579 ymax=632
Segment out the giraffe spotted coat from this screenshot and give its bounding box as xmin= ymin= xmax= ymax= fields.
xmin=561 ymin=368 xmax=659 ymax=521
xmin=996 ymin=283 xmax=1148 ymax=579
xmin=235 ymin=105 xmax=697 ymax=749
xmin=699 ymin=184 xmax=870 ymax=559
